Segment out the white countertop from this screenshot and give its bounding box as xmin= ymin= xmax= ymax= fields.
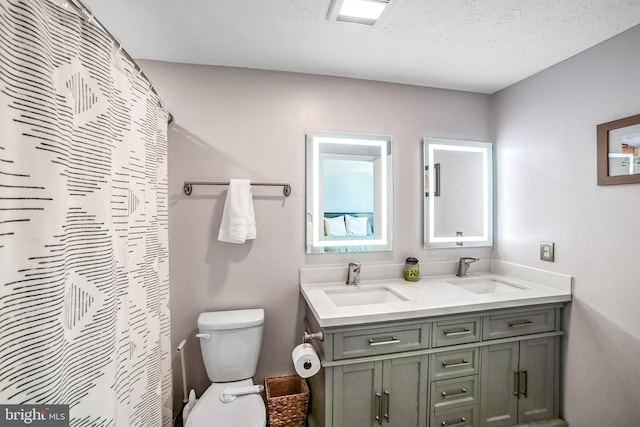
xmin=301 ymin=265 xmax=572 ymax=328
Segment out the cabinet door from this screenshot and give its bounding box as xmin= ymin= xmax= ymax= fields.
xmin=332 ymin=361 xmax=382 ymax=427
xmin=479 ymin=342 xmax=519 ymax=427
xmin=518 ymin=337 xmax=556 ymax=424
xmin=382 ymin=355 xmax=428 ymax=427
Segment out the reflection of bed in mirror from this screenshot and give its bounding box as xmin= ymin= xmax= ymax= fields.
xmin=322 ymin=212 xmax=374 ymax=252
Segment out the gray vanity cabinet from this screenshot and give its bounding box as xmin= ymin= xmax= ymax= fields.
xmin=332 ymin=355 xmax=428 ymax=427
xmin=305 ymin=302 xmax=565 ymax=427
xmin=480 ymin=337 xmax=557 ymax=427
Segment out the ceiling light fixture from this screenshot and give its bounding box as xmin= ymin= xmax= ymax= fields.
xmin=327 ymin=0 xmax=398 ymax=26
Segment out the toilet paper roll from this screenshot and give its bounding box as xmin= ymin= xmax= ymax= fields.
xmin=292 ymin=343 xmax=320 ymax=378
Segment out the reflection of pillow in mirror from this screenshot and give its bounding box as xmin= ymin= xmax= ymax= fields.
xmin=324 ymin=216 xmax=346 ymax=236
xmin=345 ymin=215 xmax=368 ymax=236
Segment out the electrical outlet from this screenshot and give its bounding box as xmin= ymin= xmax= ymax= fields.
xmin=540 ymin=241 xmax=555 ymax=262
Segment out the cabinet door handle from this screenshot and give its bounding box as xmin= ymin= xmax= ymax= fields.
xmin=441 ymin=388 xmax=468 ymax=399
xmin=513 ymin=371 xmax=520 ymax=397
xmin=368 ymin=336 xmax=400 ymax=346
xmin=375 ymin=392 xmax=382 ymax=425
xmin=442 ymin=359 xmax=469 ymax=368
xmin=520 ymin=370 xmax=528 ymax=398
xmin=508 ymin=319 xmax=533 ymax=328
xmin=441 ymin=416 xmax=468 ymax=427
xmin=443 ymin=328 xmax=473 ymax=337
xmin=383 ymin=390 xmax=390 ymax=422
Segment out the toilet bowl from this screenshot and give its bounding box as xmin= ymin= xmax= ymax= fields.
xmin=185 ymin=379 xmax=266 ymax=427
xmin=185 ymin=309 xmax=266 ymax=427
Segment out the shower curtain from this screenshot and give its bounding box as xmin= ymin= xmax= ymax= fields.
xmin=0 ymin=0 xmax=172 ymax=426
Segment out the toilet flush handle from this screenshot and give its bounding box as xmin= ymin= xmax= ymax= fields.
xmin=196 ymin=333 xmax=211 ymax=340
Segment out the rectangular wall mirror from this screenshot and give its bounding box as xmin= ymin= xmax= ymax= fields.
xmin=306 ymin=131 xmax=393 ymax=253
xmin=424 ymin=138 xmax=493 ymax=248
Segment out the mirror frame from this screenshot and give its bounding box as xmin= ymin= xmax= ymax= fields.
xmin=423 ymin=137 xmax=493 ymax=248
xmin=306 ymin=131 xmax=393 ymax=253
xmin=596 ymin=113 xmax=640 ymax=185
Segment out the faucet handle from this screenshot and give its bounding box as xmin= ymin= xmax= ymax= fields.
xmin=461 ymin=257 xmax=479 ymax=263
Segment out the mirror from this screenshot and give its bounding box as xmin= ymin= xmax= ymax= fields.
xmin=423 ymin=138 xmax=493 ymax=248
xmin=306 ymin=131 xmax=393 ymax=253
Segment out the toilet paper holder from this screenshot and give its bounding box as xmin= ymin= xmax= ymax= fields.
xmin=303 ymin=320 xmax=324 ymax=343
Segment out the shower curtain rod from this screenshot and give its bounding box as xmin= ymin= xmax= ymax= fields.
xmin=65 ymin=0 xmax=174 ymax=124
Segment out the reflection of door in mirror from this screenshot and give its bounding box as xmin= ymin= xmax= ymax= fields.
xmin=434 ymin=150 xmax=484 ymax=237
xmin=306 ymin=131 xmax=393 ymax=253
xmin=424 ymin=138 xmax=493 ymax=248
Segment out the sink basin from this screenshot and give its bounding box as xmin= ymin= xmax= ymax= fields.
xmin=447 ymin=277 xmax=528 ymax=294
xmin=325 ymin=287 xmax=408 ymax=307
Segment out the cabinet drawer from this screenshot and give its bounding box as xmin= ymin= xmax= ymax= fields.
xmin=333 ymin=323 xmax=429 ymax=360
xmin=432 ymin=317 xmax=481 ymax=347
xmin=431 ymin=376 xmax=478 ymax=413
xmin=482 ymin=308 xmax=556 ymax=340
xmin=431 ymin=348 xmax=479 ymax=381
xmin=431 ymin=405 xmax=477 ymax=427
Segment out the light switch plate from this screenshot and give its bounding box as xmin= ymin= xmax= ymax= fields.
xmin=540 ymin=241 xmax=555 ymax=262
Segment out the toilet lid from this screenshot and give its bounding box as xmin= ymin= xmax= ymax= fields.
xmin=185 ymin=380 xmax=266 ymax=427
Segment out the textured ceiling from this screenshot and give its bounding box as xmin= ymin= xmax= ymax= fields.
xmin=80 ymin=0 xmax=640 ymax=94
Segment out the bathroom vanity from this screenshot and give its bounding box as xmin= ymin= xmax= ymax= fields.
xmin=300 ymin=261 xmax=571 ymax=427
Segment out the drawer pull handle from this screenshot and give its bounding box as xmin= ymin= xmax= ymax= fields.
xmin=508 ymin=320 xmax=534 ymax=328
xmin=375 ymin=392 xmax=382 ymax=425
xmin=368 ymin=336 xmax=400 ymax=346
xmin=443 ymin=328 xmax=473 ymax=337
xmin=513 ymin=371 xmax=520 ymax=397
xmin=442 ymin=359 xmax=469 ymax=368
xmin=442 ymin=388 xmax=468 ymax=399
xmin=441 ymin=417 xmax=467 ymax=427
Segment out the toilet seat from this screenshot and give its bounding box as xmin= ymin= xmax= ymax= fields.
xmin=185 ymin=379 xmax=266 ymax=427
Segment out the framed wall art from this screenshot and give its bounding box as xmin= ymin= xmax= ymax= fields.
xmin=597 ymin=113 xmax=640 ymax=185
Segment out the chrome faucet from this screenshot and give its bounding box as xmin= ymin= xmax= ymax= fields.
xmin=346 ymin=262 xmax=361 ymax=285
xmin=456 ymin=257 xmax=479 ymax=277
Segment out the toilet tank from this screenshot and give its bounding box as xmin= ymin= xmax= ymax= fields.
xmin=197 ymin=309 xmax=264 ymax=382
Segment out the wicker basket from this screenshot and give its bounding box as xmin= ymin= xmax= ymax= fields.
xmin=265 ymin=375 xmax=309 ymax=427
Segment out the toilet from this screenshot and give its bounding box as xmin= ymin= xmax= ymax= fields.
xmin=186 ymin=309 xmax=266 ymax=427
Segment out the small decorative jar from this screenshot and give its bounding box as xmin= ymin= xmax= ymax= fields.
xmin=403 ymin=257 xmax=420 ymax=282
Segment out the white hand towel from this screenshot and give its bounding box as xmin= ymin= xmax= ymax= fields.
xmin=218 ymin=179 xmax=256 ymax=244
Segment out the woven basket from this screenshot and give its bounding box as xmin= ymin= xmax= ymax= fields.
xmin=265 ymin=375 xmax=309 ymax=427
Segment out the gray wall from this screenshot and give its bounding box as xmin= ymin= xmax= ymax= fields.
xmin=492 ymin=25 xmax=640 ymax=426
xmin=139 ymin=61 xmax=492 ymax=413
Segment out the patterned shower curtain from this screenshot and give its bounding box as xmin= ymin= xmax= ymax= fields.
xmin=0 ymin=0 xmax=172 ymax=426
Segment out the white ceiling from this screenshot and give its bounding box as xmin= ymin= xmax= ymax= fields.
xmin=81 ymin=0 xmax=640 ymax=94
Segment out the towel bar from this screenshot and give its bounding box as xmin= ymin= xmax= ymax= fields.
xmin=183 ymin=181 xmax=291 ymax=197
